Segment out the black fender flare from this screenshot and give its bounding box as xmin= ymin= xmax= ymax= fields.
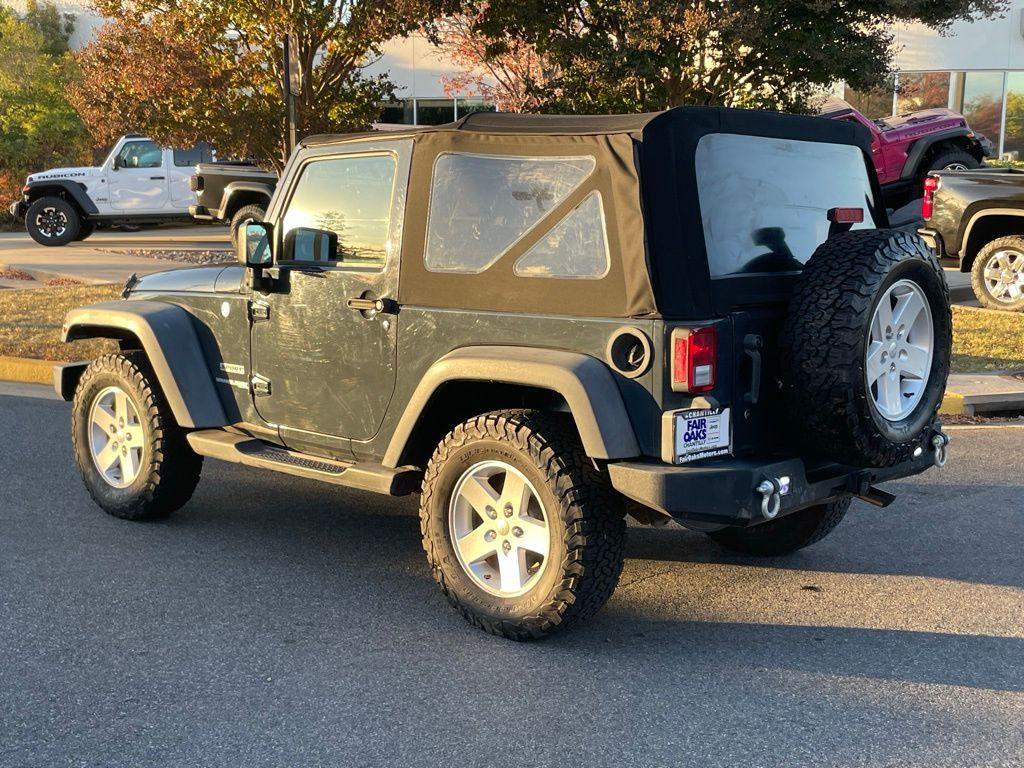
xmin=220 ymin=181 xmax=274 ymax=219
xmin=900 ymin=128 xmax=978 ymax=181
xmin=382 ymin=346 xmax=641 ymax=467
xmin=24 ymin=178 xmax=99 ymax=216
xmin=956 ymin=205 xmax=1024 ymax=262
xmin=59 ymin=300 xmax=227 ymax=429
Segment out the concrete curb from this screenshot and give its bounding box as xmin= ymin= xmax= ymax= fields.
xmin=0 ymin=356 xmax=53 ymax=386
xmin=939 ymin=372 xmax=1024 ymax=416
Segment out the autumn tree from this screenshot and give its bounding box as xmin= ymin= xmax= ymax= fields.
xmin=468 ymin=0 xmax=1007 ymax=114
xmin=0 ymin=5 xmax=90 ymax=219
xmin=432 ymin=9 xmax=556 ymax=113
xmin=73 ymin=0 xmax=453 ymax=167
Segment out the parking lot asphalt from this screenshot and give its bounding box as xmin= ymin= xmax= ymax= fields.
xmin=1 ymin=385 xmax=1021 ymax=767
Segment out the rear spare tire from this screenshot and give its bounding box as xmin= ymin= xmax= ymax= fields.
xmin=780 ymin=230 xmax=951 ymax=467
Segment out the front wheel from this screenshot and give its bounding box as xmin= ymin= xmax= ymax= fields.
xmin=25 ymin=196 xmax=80 ymax=246
xmin=972 ymin=236 xmax=1024 ymax=311
xmin=927 ymin=149 xmax=980 ymax=173
xmin=707 ymin=498 xmax=851 ymax=556
xmin=72 ymin=353 xmax=203 ymax=520
xmin=420 ymin=410 xmax=626 ymax=640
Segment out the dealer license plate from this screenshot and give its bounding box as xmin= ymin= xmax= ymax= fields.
xmin=674 ymin=407 xmax=731 ymax=464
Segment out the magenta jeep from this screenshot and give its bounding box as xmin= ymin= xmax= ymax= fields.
xmin=821 ymin=99 xmax=990 ymax=195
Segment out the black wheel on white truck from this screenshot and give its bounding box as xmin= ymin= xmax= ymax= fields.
xmin=25 ymin=196 xmax=80 ymax=246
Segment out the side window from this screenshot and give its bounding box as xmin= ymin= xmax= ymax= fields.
xmin=513 ymin=191 xmax=610 ymax=279
xmin=424 ymin=153 xmax=595 ymax=273
xmin=117 ymin=140 xmax=163 ymax=169
xmin=173 ymin=143 xmax=214 ymax=167
xmin=281 ymin=153 xmax=397 ymax=266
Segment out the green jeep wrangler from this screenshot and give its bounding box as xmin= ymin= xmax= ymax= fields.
xmin=57 ymin=108 xmax=952 ymax=640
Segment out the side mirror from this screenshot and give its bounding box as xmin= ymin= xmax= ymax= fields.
xmin=238 ymin=221 xmax=273 ymax=268
xmin=112 ymin=156 xmax=122 ymax=170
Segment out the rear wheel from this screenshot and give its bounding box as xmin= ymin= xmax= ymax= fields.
xmin=72 ymin=353 xmax=203 ymax=520
xmin=707 ymin=498 xmax=851 ymax=556
xmin=25 ymin=196 xmax=80 ymax=246
xmin=971 ymin=236 xmax=1024 ymax=311
xmin=419 ymin=410 xmax=626 ymax=640
xmin=75 ymin=221 xmax=95 ymax=241
xmin=229 ymin=204 xmax=267 ymax=247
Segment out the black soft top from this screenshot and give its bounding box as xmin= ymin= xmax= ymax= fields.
xmin=305 ymin=107 xmax=881 ymax=319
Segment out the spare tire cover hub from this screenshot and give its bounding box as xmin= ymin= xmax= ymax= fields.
xmin=866 ymin=279 xmax=934 ymax=422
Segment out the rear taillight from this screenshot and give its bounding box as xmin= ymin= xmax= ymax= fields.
xmin=671 ymin=326 xmax=717 ymax=393
xmin=827 ymin=207 xmax=864 ymax=224
xmin=922 ymin=174 xmax=940 ymax=219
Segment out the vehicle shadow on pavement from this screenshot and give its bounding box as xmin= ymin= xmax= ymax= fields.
xmin=560 ymin=616 xmax=1024 ymax=693
xmin=161 ymin=468 xmax=1024 ymax=694
xmin=623 ymin=484 xmax=1024 ymax=591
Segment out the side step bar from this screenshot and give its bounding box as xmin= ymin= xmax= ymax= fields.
xmin=186 ymin=430 xmax=421 ymax=496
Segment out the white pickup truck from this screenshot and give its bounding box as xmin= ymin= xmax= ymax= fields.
xmin=9 ymin=135 xmax=210 ymax=246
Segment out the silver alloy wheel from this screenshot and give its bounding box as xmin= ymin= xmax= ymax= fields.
xmin=866 ymin=279 xmax=934 ymax=422
xmin=88 ymin=385 xmax=145 ymax=488
xmin=943 ymin=162 xmax=970 ymax=171
xmin=448 ymin=460 xmax=551 ymax=597
xmin=982 ymin=248 xmax=1024 ymax=304
xmin=35 ymin=206 xmax=68 ymax=238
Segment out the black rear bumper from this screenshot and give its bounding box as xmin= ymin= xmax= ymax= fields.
xmin=9 ymin=200 xmax=26 ymax=219
xmin=608 ymin=426 xmax=948 ymax=527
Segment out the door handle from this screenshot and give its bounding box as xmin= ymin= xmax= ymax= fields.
xmin=347 ymin=296 xmax=398 ymax=314
xmin=150 ymin=176 xmax=165 ymax=180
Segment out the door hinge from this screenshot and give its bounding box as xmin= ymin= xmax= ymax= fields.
xmin=251 ymin=375 xmax=271 ymax=396
xmin=250 ymin=300 xmax=270 ymax=322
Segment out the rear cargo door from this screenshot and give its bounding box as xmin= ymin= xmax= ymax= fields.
xmin=694 ymin=133 xmax=881 ymax=455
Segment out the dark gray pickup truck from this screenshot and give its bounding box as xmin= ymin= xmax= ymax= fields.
xmin=919 ymin=167 xmax=1024 ymax=310
xmin=189 ymin=161 xmax=277 ymax=245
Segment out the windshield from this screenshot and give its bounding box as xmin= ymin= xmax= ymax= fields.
xmin=695 ymin=133 xmax=877 ymax=278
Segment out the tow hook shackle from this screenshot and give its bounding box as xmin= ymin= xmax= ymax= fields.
xmin=756 ymin=478 xmax=782 ymax=519
xmin=932 ymin=432 xmax=951 ymax=468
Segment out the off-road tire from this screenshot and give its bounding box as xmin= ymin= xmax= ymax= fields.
xmin=25 ymin=196 xmax=80 ymax=247
xmin=72 ymin=353 xmax=203 ymax=520
xmin=229 ymin=204 xmax=267 ymax=247
xmin=780 ymin=230 xmax=951 ymax=467
xmin=707 ymin=498 xmax=851 ymax=556
xmin=419 ymin=410 xmax=626 ymax=640
xmin=74 ymin=221 xmax=96 ymax=241
xmin=971 ymin=236 xmax=1024 ymax=311
xmin=927 ymin=149 xmax=980 ymax=173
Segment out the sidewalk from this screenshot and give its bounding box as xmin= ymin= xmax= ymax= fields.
xmin=0 ymin=226 xmax=230 ymax=285
xmin=943 ymin=371 xmax=1024 ymax=415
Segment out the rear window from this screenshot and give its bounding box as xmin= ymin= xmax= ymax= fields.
xmin=695 ymin=134 xmax=876 ymax=277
